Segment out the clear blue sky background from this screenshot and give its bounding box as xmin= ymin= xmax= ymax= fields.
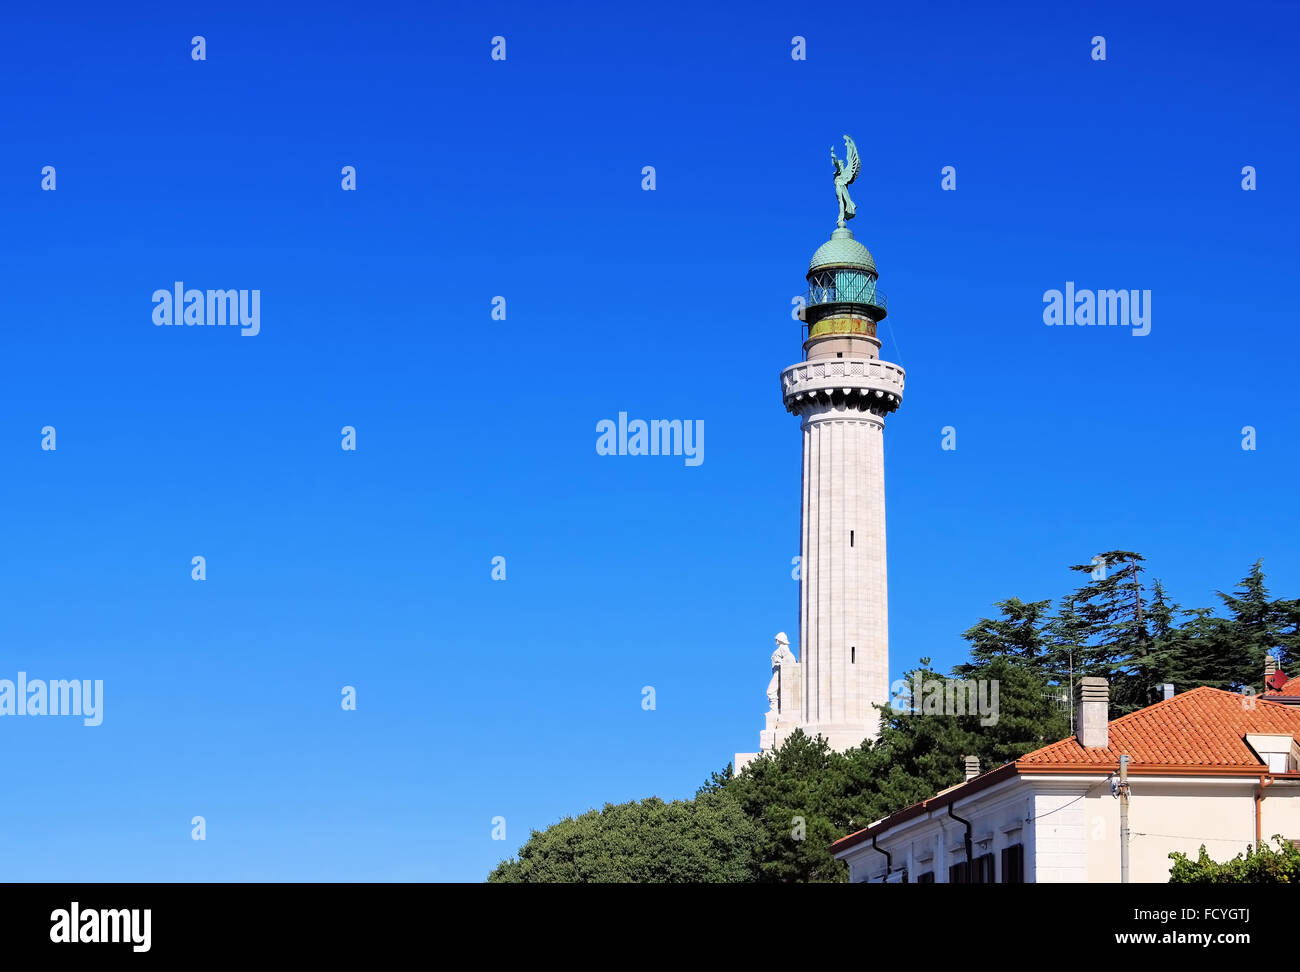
xmin=1 ymin=0 xmax=1297 ymax=881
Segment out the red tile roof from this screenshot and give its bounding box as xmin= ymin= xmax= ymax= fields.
xmin=831 ymin=687 xmax=1300 ymax=854
xmin=1020 ymin=686 xmax=1300 ymax=768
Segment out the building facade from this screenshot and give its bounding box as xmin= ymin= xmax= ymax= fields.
xmin=831 ymin=681 xmax=1300 ymax=883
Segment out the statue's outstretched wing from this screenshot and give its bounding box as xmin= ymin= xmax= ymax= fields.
xmin=844 ymin=136 xmax=861 ymax=183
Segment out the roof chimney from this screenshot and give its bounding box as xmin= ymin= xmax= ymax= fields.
xmin=963 ymin=755 xmax=980 ymax=781
xmin=1159 ymin=683 xmax=1175 ymax=701
xmin=1075 ymin=677 xmax=1109 ymax=749
xmin=1264 ymin=655 xmax=1290 ymax=692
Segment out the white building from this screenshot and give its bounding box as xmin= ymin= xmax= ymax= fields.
xmin=832 ymin=679 xmax=1300 ymax=883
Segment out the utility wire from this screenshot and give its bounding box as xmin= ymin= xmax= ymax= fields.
xmin=1024 ymin=777 xmax=1113 ymax=821
xmin=1131 ymin=832 xmax=1258 ymax=844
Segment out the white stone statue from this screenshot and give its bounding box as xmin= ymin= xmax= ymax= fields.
xmin=766 ymin=632 xmax=796 ymax=713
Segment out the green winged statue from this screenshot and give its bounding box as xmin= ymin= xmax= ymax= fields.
xmin=831 ymin=135 xmax=860 ymax=228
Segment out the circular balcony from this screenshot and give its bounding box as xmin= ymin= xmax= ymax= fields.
xmin=780 ymin=358 xmax=905 ymax=416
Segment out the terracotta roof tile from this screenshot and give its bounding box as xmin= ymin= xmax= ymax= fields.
xmin=1017 ymin=686 xmax=1300 ymax=768
xmin=833 ymin=687 xmax=1300 ymax=854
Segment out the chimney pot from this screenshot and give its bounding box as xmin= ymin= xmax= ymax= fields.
xmin=1160 ymin=683 xmax=1175 ymax=701
xmin=1075 ymin=677 xmax=1110 ymax=749
xmin=963 ymin=755 xmax=980 ymax=781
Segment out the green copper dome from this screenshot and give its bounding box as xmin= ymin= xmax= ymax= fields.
xmin=808 ymin=227 xmax=876 ymax=275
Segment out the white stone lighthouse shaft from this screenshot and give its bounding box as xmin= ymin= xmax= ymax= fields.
xmin=800 ymin=405 xmax=888 ymax=750
xmin=780 ymin=355 xmax=904 ymax=752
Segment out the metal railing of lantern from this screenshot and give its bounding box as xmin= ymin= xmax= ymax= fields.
xmin=804 ymin=283 xmax=887 ymax=315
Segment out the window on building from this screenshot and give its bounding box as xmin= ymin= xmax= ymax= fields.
xmin=947 ymin=854 xmax=995 ymax=884
xmin=1000 ymin=844 xmax=1025 ymax=884
xmin=916 ymin=871 xmax=935 ymax=884
xmin=851 ymin=646 xmax=856 ymax=664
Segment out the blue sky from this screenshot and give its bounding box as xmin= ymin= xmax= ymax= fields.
xmin=1 ymin=0 xmax=1297 ymax=881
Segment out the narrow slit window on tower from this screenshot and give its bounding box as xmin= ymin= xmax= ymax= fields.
xmin=851 ymin=646 xmax=856 ymax=664
xmin=850 ymin=530 xmax=854 ymax=547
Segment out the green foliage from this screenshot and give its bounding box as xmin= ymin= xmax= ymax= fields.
xmin=967 ymin=555 xmax=1296 ymax=715
xmin=722 ymin=731 xmax=856 ymax=882
xmin=487 ymin=660 xmax=1071 ymax=883
xmin=487 ymin=792 xmax=761 ymax=883
xmin=1066 ymin=551 xmax=1154 ymax=712
xmin=955 ymin=598 xmax=1052 ymax=674
xmin=1169 ymin=836 xmax=1300 ymax=883
xmin=1140 ymin=561 xmax=1294 ymax=698
xmin=865 ymin=657 xmax=1070 ymax=818
xmin=1212 ymin=561 xmax=1289 ymax=688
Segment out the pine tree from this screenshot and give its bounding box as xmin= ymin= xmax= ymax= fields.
xmin=954 ymin=598 xmax=1053 ymax=677
xmin=1141 ymin=580 xmax=1182 ymax=690
xmin=721 ymin=729 xmax=857 ymax=882
xmin=1064 ymin=550 xmax=1152 ymax=713
xmin=1213 ymin=560 xmax=1286 ymax=687
xmin=1147 ymin=580 xmax=1179 ymax=642
xmin=1043 ymin=594 xmax=1089 ymax=718
xmin=860 ymin=657 xmax=1070 ymax=819
xmin=1275 ymin=598 xmax=1300 ymax=672
xmin=1144 ymin=607 xmax=1230 ymax=691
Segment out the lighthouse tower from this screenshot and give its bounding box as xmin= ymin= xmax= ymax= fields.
xmin=786 ymin=218 xmax=904 ymax=752
xmin=736 ymin=137 xmax=904 ymax=768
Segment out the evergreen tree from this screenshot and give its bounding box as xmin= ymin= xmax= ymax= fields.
xmin=1157 ymin=608 xmax=1241 ymax=691
xmin=1213 ymin=560 xmax=1286 ymax=687
xmin=1065 ymin=550 xmax=1152 ymax=712
xmin=1147 ymin=580 xmax=1179 ymax=643
xmin=1042 ymin=593 xmax=1089 ymax=713
xmin=962 ymin=656 xmax=1073 ymax=768
xmin=954 ymin=598 xmax=1052 ymax=678
xmin=857 ymin=659 xmax=978 ymax=819
xmin=1274 ymin=597 xmax=1300 ymax=672
xmin=720 ymin=729 xmax=857 ymax=882
xmin=860 ymin=656 xmax=1071 ymax=820
xmin=1142 ymin=580 xmax=1187 ymax=691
